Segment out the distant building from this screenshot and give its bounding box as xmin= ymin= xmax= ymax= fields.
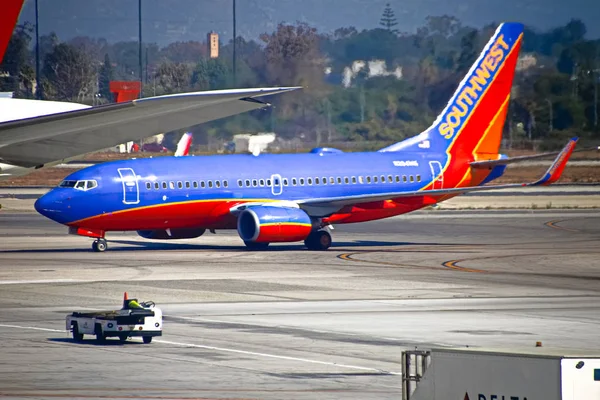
xmin=208 ymin=32 xmax=219 ymax=59
xmin=516 ymin=54 xmax=537 ymax=71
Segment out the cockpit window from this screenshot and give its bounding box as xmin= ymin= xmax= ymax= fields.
xmin=59 ymin=180 xmax=77 ymax=188
xmin=86 ymin=180 xmax=98 ymax=190
xmin=59 ymin=179 xmax=98 ymax=191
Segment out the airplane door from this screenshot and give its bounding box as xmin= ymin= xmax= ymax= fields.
xmin=271 ymin=174 xmax=283 ymax=196
xmin=117 ymin=168 xmax=140 ymax=204
xmin=428 ymin=161 xmax=444 ymax=190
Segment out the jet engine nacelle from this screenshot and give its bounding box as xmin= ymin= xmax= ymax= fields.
xmin=137 ymin=228 xmax=206 ymax=240
xmin=237 ymin=206 xmax=312 ymax=243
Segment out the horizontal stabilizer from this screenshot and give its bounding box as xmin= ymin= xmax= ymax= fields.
xmin=471 ymin=139 xmax=592 ymax=169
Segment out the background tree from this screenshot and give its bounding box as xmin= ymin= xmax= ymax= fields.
xmin=0 ymin=23 xmax=35 ymax=98
xmin=379 ymin=3 xmax=399 ymax=34
xmin=41 ymin=43 xmax=96 ymax=102
xmin=98 ymin=53 xmax=114 ymax=102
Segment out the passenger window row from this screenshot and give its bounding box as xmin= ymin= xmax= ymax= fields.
xmin=234 ymin=174 xmax=421 ymax=187
xmin=144 ymin=174 xmax=421 ymax=190
xmin=145 ymin=180 xmax=229 ymax=190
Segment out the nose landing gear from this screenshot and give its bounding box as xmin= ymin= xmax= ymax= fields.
xmin=92 ymin=238 xmax=108 ymax=252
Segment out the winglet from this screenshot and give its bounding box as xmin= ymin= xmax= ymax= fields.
xmin=531 ymin=137 xmax=578 ymax=186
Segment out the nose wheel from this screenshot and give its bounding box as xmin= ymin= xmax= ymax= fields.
xmin=304 ymin=230 xmax=332 ymax=251
xmin=92 ymin=238 xmax=108 ymax=252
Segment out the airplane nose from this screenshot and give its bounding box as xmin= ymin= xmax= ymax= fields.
xmin=35 ymin=190 xmax=67 ymax=223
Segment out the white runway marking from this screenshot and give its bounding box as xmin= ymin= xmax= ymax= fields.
xmin=0 ymin=322 xmax=400 ymax=375
xmin=0 ymin=279 xmax=84 ymax=285
xmin=0 ymin=323 xmax=64 ymax=333
xmin=155 ymin=339 xmax=401 ymax=375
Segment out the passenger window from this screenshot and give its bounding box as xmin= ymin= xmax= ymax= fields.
xmin=208 ymin=181 xmax=213 ymax=188
xmin=252 ymin=179 xmax=258 ymax=187
xmin=395 ymin=175 xmax=400 ymax=183
xmin=337 ymin=177 xmax=342 ymax=184
xmin=154 ymin=182 xmax=159 ymax=190
xmin=388 ymin=175 xmax=393 ymax=183
xmin=259 ymin=179 xmax=265 ymax=187
xmin=169 ymin=182 xmax=175 ymax=189
xmin=300 ymin=178 xmax=305 ymax=185
xmin=237 ymin=179 xmax=243 ymax=187
xmin=245 ymin=179 xmax=251 ymax=187
xmin=267 ymin=179 xmax=272 ymax=186
xmin=344 ymin=177 xmax=349 ymax=184
xmin=292 ymin=178 xmax=297 ymax=186
xmin=176 ymin=181 xmax=182 ymax=189
xmin=283 ymin=178 xmax=289 ymax=186
xmin=381 ymin=175 xmax=386 ymax=182
xmin=307 ymin=178 xmax=313 ymax=185
xmin=416 ymin=175 xmax=421 ymax=182
xmin=193 ymin=181 xmax=198 ymax=188
xmin=146 ymin=182 xmax=151 ymax=190
xmin=162 ymin=182 xmax=167 ymax=189
xmin=201 ymin=181 xmax=206 ymax=188
xmin=403 ymin=175 xmax=407 ymax=183
xmin=352 ymin=177 xmax=357 ymax=184
xmin=330 ymin=177 xmax=335 ymax=184
xmin=185 ymin=181 xmax=190 ymax=189
xmin=374 ymin=176 xmax=378 ymax=183
xmin=410 ymin=176 xmax=414 ymax=182
xmin=366 ymin=176 xmax=371 ymax=183
xmin=224 ymin=180 xmax=228 ymax=188
xmin=215 ymin=181 xmax=221 ymax=188
xmin=315 ymin=178 xmax=320 ymax=185
xmin=358 ymin=176 xmax=364 ymax=184
xmin=322 ymin=177 xmax=327 ymax=185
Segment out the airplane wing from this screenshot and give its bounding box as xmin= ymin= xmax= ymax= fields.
xmin=0 ymin=87 xmax=300 ymax=168
xmin=299 ymin=137 xmax=578 ymax=209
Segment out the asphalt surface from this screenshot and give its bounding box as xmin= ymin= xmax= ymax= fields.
xmin=1 ymin=210 xmax=599 ymax=399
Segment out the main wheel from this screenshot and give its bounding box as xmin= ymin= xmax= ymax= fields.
xmin=143 ymin=336 xmax=153 ymax=344
xmin=304 ymin=230 xmax=332 ymax=251
xmin=71 ymin=322 xmax=83 ymax=342
xmin=243 ymin=241 xmax=269 ymax=250
xmin=92 ymin=239 xmax=107 ymax=252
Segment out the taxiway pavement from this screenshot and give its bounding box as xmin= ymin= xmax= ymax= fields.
xmin=0 ymin=210 xmax=599 ymax=399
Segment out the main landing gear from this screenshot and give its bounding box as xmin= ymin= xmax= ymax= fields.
xmin=304 ymin=230 xmax=332 ymax=251
xmin=92 ymin=238 xmax=108 ymax=252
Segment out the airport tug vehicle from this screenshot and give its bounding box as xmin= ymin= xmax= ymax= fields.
xmin=66 ymin=292 xmax=162 ymax=344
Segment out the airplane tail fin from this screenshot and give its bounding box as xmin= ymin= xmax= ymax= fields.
xmin=0 ymin=0 xmax=25 ymax=63
xmin=174 ymin=132 xmax=193 ymax=157
xmin=379 ymin=22 xmax=524 ymax=158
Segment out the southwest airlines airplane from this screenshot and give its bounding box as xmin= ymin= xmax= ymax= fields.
xmin=35 ymin=22 xmax=579 ymax=252
xmin=0 ymin=0 xmax=297 ymax=179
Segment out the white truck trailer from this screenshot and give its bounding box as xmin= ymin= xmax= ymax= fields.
xmin=66 ymin=293 xmax=162 ymax=344
xmin=403 ymin=347 xmax=600 ymax=400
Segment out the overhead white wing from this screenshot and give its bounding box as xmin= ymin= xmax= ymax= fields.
xmin=0 ymin=87 xmax=300 ymax=168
